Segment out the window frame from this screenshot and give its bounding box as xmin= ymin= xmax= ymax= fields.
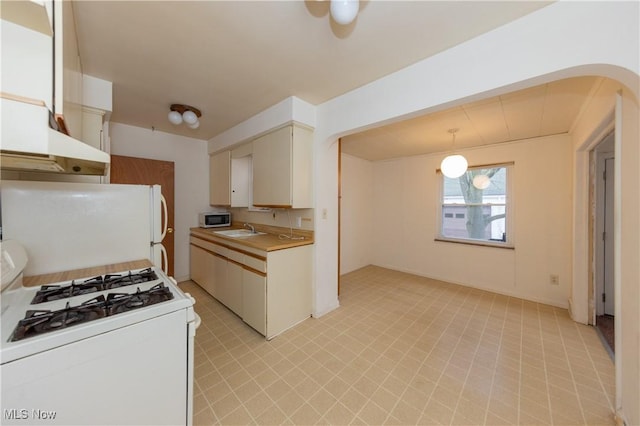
xmin=436 ymin=162 xmax=514 ymax=249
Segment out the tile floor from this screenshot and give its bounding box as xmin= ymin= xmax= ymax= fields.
xmin=181 ymin=265 xmax=616 ymax=425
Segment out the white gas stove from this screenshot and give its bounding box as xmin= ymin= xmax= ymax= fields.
xmin=0 ymin=240 xmax=197 ymax=425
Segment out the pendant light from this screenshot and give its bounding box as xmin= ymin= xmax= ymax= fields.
xmin=330 ymin=0 xmax=359 ymax=25
xmin=472 ymin=174 xmax=491 ymax=189
xmin=440 ymin=128 xmax=468 ymax=178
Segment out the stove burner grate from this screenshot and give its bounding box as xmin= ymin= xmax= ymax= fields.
xmin=30 ymin=268 xmax=159 ymax=304
xmin=103 ymin=268 xmax=158 ymax=290
xmin=11 ymin=296 xmax=107 ymax=341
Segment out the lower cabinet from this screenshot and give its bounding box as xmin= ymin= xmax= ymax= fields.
xmin=224 ymin=261 xmax=243 ymax=316
xmin=189 ymin=234 xmax=312 ymax=339
xmin=190 ymin=245 xmax=214 ymax=296
xmin=242 ymin=268 xmax=266 ymax=335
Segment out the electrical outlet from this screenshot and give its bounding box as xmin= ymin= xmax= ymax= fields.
xmin=550 ymin=274 xmax=559 ymax=285
xmin=296 ymin=216 xmax=302 ymax=227
xmin=322 ymin=208 xmax=328 ymax=220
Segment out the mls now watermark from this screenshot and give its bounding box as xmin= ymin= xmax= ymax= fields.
xmin=4 ymin=409 xmax=57 ymax=421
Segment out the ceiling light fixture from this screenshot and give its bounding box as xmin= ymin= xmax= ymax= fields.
xmin=168 ymin=104 xmax=201 ymax=129
xmin=330 ymin=0 xmax=359 ymax=25
xmin=472 ymin=174 xmax=491 ymax=190
xmin=440 ymin=128 xmax=468 ymax=178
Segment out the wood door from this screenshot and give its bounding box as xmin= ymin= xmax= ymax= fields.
xmin=110 ymin=155 xmax=175 ymax=277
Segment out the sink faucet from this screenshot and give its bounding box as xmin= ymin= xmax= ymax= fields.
xmin=243 ymin=222 xmax=255 ymax=233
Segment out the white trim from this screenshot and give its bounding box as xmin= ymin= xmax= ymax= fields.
xmin=613 ymin=92 xmax=623 ymax=416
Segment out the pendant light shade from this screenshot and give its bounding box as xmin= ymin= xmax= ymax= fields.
xmin=473 ymin=174 xmax=491 ymax=190
xmin=440 ymin=128 xmax=468 ymax=178
xmin=441 ymin=155 xmax=468 ymax=178
xmin=330 ymin=0 xmax=359 ymax=25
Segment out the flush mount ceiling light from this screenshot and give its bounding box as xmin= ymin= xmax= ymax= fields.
xmin=440 ymin=128 xmax=468 ymax=178
xmin=330 ymin=0 xmax=359 ymax=25
xmin=168 ymin=104 xmax=201 ymax=129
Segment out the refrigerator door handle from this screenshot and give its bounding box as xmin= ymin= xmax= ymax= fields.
xmin=160 ymin=194 xmax=168 ymax=241
xmin=159 ymin=243 xmax=168 ymax=275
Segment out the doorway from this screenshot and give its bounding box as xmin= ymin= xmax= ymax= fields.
xmin=110 ymin=155 xmax=176 ymax=277
xmin=593 ymin=132 xmax=615 ymax=354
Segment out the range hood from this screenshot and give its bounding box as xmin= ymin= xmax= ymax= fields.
xmin=0 ymin=95 xmax=110 ymax=176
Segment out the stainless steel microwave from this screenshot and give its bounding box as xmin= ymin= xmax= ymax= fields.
xmin=199 ymin=212 xmax=231 ymax=228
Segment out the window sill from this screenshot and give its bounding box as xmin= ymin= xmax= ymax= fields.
xmin=434 ymin=237 xmax=515 ymax=250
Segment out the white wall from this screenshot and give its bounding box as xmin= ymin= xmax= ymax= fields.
xmin=343 ymin=135 xmax=571 ymax=308
xmin=340 ymin=153 xmax=374 ymax=274
xmin=109 ymin=123 xmax=210 ymax=282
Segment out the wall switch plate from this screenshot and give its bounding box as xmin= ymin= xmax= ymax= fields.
xmin=322 ymin=208 xmax=327 ymax=220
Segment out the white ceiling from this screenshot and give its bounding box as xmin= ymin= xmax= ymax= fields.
xmin=72 ymin=1 xmax=551 ymax=141
xmin=341 ymin=76 xmax=600 ymax=161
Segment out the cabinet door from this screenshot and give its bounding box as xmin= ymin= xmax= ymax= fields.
xmin=81 ymin=108 xmax=104 ymax=150
xmin=252 ymin=126 xmax=292 ymax=207
xmin=230 ymin=156 xmax=251 ymax=207
xmin=210 ymin=253 xmax=226 ymax=301
xmin=242 ymin=268 xmax=266 ymax=335
xmin=190 ymin=245 xmax=215 ymax=296
xmin=226 ymin=261 xmax=244 ymax=315
xmin=209 ymin=151 xmax=231 ymax=206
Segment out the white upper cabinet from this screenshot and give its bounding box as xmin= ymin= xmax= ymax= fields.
xmin=1 ymin=11 xmax=53 ymax=106
xmin=54 ymin=0 xmax=83 ymax=139
xmin=0 ymin=0 xmax=52 ymax=36
xmin=252 ymin=124 xmax=313 ymax=208
xmin=210 ymin=150 xmax=231 ymax=206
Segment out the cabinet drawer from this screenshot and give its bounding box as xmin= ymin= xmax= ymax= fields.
xmin=190 ymin=236 xmax=227 ymax=257
xmin=226 ymin=248 xmax=244 ymax=264
xmin=243 ymin=255 xmax=266 ymax=273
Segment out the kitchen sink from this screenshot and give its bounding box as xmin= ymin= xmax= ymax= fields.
xmin=214 ymin=229 xmax=266 ymax=238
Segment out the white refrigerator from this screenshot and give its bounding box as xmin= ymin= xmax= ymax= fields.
xmin=1 ymin=180 xmax=168 ymax=276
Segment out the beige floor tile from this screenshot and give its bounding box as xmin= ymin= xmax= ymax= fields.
xmin=307 ymin=387 xmax=338 ymax=414
xmin=340 ymin=388 xmax=369 ymax=414
xmin=243 ymin=391 xmax=274 ymax=418
xmin=324 ymin=401 xmax=356 ymax=425
xmin=219 ymin=405 xmax=254 ymax=425
xmin=254 ymin=404 xmax=288 ymax=425
xmin=193 ymin=406 xmax=218 ymax=426
xmin=288 ymin=403 xmax=323 ymax=425
xmin=209 ymin=393 xmax=242 ymax=420
xmin=273 ymin=389 xmax=305 ymax=416
xmin=358 ymin=400 xmax=390 ymax=425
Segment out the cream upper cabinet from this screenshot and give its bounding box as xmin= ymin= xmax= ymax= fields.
xmin=209 ymin=150 xmax=231 ymax=206
xmin=1 ymin=4 xmax=53 ymax=106
xmin=54 ymin=0 xmax=83 ymax=139
xmin=81 ymin=107 xmax=105 ymax=150
xmin=252 ymin=125 xmax=313 ymax=208
xmin=210 ymin=146 xmax=253 ymax=207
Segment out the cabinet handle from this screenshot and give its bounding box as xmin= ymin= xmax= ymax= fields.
xmin=167 ymin=227 xmax=174 ymax=234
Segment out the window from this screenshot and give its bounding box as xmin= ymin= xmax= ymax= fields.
xmin=438 ymin=164 xmax=513 ymax=247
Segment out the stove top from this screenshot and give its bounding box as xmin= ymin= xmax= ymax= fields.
xmin=11 ymin=282 xmax=173 ymax=342
xmin=1 ymin=266 xmax=193 ymax=364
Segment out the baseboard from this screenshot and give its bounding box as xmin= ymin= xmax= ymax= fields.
xmin=175 ymin=275 xmax=191 ymax=283
xmin=371 ymin=263 xmax=569 ymax=309
xmin=313 ymin=300 xmax=340 ymax=318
